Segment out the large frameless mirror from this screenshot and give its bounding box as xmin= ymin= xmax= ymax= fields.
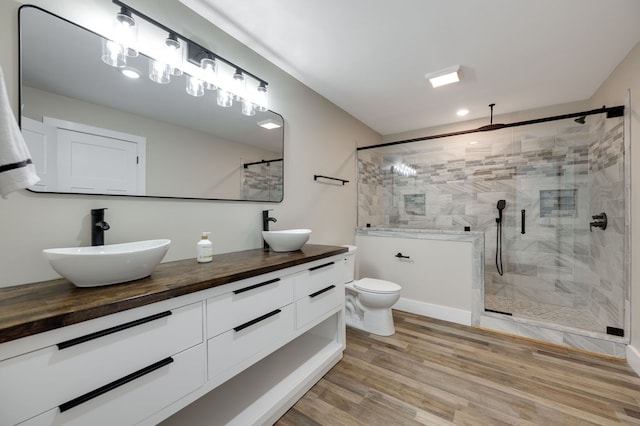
xmin=19 ymin=5 xmax=284 ymax=202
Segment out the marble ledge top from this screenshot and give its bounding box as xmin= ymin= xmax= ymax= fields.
xmin=356 ymin=227 xmax=484 ymax=241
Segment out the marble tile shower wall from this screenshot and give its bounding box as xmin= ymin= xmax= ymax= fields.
xmin=357 ymin=116 xmax=625 ymax=330
xmin=241 ymin=162 xmax=283 ymax=201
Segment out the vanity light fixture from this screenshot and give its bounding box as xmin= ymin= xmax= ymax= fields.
xmin=101 ymin=6 xmax=138 ymax=68
xmin=164 ymin=33 xmax=183 ymax=76
xmin=101 ymin=38 xmax=127 ymax=68
xmin=242 ymin=99 xmax=257 ymax=116
xmin=217 ymin=89 xmax=233 ymax=108
xmin=186 ymin=74 xmax=204 ymax=97
xmin=200 ymin=56 xmax=217 ymax=90
xmin=149 ymin=58 xmax=171 ymax=84
xmin=232 ymin=68 xmax=245 ymax=101
xmin=102 ymin=0 xmax=270 ymax=113
xmin=426 ymin=65 xmax=463 ymax=88
xmin=257 ymin=82 xmax=268 ymax=112
xmin=257 ymin=119 xmax=282 ymax=130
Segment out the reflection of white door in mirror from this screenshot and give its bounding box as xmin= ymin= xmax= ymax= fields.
xmin=22 ymin=117 xmax=56 ymax=191
xmin=23 ymin=117 xmax=146 ymax=195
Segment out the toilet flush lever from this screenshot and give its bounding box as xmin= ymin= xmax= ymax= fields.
xmin=395 ymin=252 xmax=410 ymax=259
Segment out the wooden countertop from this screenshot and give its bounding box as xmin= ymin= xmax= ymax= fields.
xmin=0 ymin=244 xmax=348 ymax=344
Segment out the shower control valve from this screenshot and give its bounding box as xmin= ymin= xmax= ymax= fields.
xmin=590 ymin=212 xmax=607 ymax=232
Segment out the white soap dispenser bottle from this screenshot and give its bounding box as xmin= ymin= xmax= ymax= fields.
xmin=197 ymin=232 xmax=213 ymax=263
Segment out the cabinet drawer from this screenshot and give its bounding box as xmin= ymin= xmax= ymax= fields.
xmin=294 ymin=260 xmax=340 ymax=300
xmin=207 ymin=303 xmax=294 ymax=382
xmin=18 ymin=344 xmax=205 ymax=426
xmin=0 ymin=302 xmax=202 ymax=426
xmin=296 ymin=283 xmax=344 ymax=329
xmin=207 ymin=275 xmax=293 ymax=338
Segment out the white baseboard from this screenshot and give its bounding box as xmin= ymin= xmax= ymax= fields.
xmin=627 ymin=344 xmax=640 ymax=376
xmin=393 ymin=298 xmax=471 ymax=326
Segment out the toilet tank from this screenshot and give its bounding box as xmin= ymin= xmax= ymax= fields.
xmin=342 ymin=245 xmax=357 ymax=283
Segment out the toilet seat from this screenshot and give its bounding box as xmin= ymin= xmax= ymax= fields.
xmin=354 ymin=278 xmax=401 ymax=294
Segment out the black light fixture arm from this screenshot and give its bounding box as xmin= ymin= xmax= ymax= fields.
xmin=111 ymin=0 xmax=268 ymax=87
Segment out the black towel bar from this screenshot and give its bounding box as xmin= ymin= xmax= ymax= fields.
xmin=313 ymin=175 xmax=349 ymax=185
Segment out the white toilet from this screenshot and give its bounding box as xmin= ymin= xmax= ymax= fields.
xmin=342 ymin=246 xmax=402 ymax=336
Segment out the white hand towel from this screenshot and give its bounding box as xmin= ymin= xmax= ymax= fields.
xmin=0 ymin=65 xmax=39 ymax=199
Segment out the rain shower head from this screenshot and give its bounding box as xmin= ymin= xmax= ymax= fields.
xmin=477 ymin=103 xmax=507 ymax=131
xmin=574 ymin=116 xmax=586 ymax=124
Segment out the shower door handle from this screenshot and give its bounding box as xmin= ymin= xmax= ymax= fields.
xmin=521 ymin=210 xmax=525 ymax=235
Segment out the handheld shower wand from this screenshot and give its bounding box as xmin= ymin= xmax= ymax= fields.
xmin=497 ymin=199 xmax=506 ymax=223
xmin=496 ymin=200 xmax=506 ymax=276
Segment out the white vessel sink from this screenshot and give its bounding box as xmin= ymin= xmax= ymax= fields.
xmin=43 ymin=239 xmax=171 ymax=287
xmin=262 ymin=229 xmax=311 ymax=252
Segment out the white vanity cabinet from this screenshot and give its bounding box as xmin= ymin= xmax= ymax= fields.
xmin=206 ymin=273 xmax=296 ymax=386
xmin=0 ymin=248 xmax=347 ymax=426
xmin=0 ymin=301 xmax=204 ymax=426
xmin=294 ymin=260 xmax=344 ymax=329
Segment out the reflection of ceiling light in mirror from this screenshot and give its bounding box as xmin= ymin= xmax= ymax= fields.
xmin=392 ymin=163 xmax=417 ymax=177
xmin=121 ymin=68 xmax=140 ymax=79
xmin=425 ymin=65 xmax=462 ymax=88
xmin=258 ymin=119 xmax=281 ymax=129
xmin=456 ymin=108 xmax=469 ymax=116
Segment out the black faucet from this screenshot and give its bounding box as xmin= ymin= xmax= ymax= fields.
xmin=262 ymin=209 xmax=277 ymax=249
xmin=590 ymin=212 xmax=607 ymax=232
xmin=91 ymin=208 xmax=110 ymax=246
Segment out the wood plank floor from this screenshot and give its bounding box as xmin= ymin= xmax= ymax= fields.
xmin=277 ymin=310 xmax=640 ymax=425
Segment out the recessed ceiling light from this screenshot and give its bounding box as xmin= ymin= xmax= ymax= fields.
xmin=456 ymin=108 xmax=469 ymax=117
xmin=425 ymin=65 xmax=463 ymax=88
xmin=257 ymin=119 xmax=281 ymax=129
xmin=121 ymin=68 xmax=140 ymax=79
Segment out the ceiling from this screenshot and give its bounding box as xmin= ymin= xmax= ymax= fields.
xmin=179 ymin=0 xmax=640 ymax=136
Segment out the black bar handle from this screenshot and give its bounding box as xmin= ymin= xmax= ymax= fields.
xmin=521 ymin=209 xmax=526 ymax=235
xmin=233 ymin=278 xmax=281 ymax=294
xmin=233 ymin=309 xmax=281 ymax=332
xmin=395 ymin=252 xmax=410 ymax=259
xmin=309 ymin=261 xmax=335 ymax=272
xmin=59 ymin=357 xmax=174 ymax=412
xmin=309 ymin=284 xmax=336 ymax=298
xmin=57 ymin=311 xmax=172 ymax=350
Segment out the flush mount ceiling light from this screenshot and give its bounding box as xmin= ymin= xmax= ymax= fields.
xmin=425 ymin=65 xmax=463 ymax=88
xmin=101 ymin=0 xmax=269 ymax=115
xmin=456 ymin=108 xmax=469 ymax=117
xmin=257 ymin=119 xmax=281 ymax=130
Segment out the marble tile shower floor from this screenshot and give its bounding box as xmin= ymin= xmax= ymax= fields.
xmin=484 ymin=295 xmax=606 ymax=333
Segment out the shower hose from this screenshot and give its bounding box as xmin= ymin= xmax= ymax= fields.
xmin=495 ymin=218 xmax=504 ymax=276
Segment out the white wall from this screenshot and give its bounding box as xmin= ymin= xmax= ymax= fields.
xmin=0 ymin=0 xmax=381 ymax=287
xmin=590 ymin=42 xmax=640 ymax=360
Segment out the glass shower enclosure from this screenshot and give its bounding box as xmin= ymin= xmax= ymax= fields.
xmin=357 ymin=109 xmax=627 ymax=337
